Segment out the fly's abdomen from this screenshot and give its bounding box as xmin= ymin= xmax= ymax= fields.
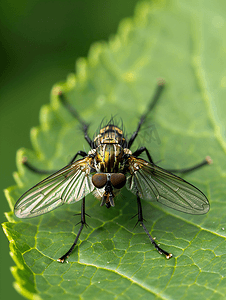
xmin=95 ymin=144 xmax=124 ymax=172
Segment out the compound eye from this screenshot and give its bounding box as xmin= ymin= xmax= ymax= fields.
xmin=92 ymin=173 xmax=107 ymax=188
xmin=110 ymin=173 xmax=126 ymax=189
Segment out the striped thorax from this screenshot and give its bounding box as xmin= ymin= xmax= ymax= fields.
xmin=93 ymin=125 xmax=125 ymax=173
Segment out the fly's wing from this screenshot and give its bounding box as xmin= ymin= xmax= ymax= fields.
xmin=14 ymin=157 xmax=94 ymax=218
xmin=126 ymin=156 xmax=209 ymax=214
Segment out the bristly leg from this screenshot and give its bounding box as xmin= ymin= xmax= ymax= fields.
xmin=22 ymin=151 xmax=88 ymax=175
xmin=132 ymin=146 xmax=154 ymax=163
xmin=57 ymin=197 xmax=87 ymax=263
xmin=128 ymin=79 xmax=165 ymax=149
xmin=136 ymin=193 xmax=172 ymax=259
xmin=132 ymin=148 xmax=212 ymax=175
xmin=58 ymin=91 xmax=93 ymax=148
xmin=22 ymin=157 xmax=58 ymax=175
xmin=166 ymin=156 xmax=212 ymax=174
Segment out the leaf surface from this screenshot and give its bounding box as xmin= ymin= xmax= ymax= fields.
xmin=3 ymin=0 xmax=226 ymax=299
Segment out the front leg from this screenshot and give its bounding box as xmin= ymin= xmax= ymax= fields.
xmin=127 ymin=81 xmax=165 ymax=149
xmin=132 ymin=146 xmax=154 ymax=163
xmin=59 ymin=92 xmax=93 ymax=148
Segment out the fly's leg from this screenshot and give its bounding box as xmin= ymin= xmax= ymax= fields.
xmin=166 ymin=156 xmax=212 ymax=174
xmin=58 ymin=197 xmax=87 ymax=263
xmin=128 ymin=79 xmax=165 ymax=149
xmin=132 ymin=146 xmax=154 ymax=163
xmin=22 ymin=150 xmax=88 ymax=174
xmin=69 ymin=151 xmax=88 ymax=163
xmin=136 ymin=193 xmax=172 ymax=259
xmin=58 ymin=91 xmax=93 ymax=148
xmin=22 ymin=157 xmax=59 ymax=174
xmin=133 ymin=147 xmax=212 ymax=174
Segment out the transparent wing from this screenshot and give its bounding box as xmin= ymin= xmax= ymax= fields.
xmin=126 ymin=157 xmax=209 ymax=214
xmin=14 ymin=157 xmax=95 ymax=218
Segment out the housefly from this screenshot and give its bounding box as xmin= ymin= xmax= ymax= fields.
xmin=14 ymin=81 xmax=211 ymax=262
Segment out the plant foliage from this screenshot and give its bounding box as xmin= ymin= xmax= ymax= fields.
xmin=3 ymin=0 xmax=226 ymax=299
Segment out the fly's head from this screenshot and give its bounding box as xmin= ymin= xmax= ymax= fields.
xmin=92 ymin=173 xmax=126 ymax=208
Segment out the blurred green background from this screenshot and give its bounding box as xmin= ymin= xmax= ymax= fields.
xmin=0 ymin=1 xmax=140 ymax=298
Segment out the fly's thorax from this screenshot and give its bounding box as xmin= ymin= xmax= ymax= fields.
xmin=94 ymin=144 xmax=124 ymax=172
xmin=93 ymin=125 xmax=125 ymax=147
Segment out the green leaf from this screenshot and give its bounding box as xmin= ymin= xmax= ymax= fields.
xmin=3 ymin=0 xmax=226 ymax=299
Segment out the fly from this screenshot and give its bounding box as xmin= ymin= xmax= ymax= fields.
xmin=14 ymin=81 xmax=212 ymax=262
